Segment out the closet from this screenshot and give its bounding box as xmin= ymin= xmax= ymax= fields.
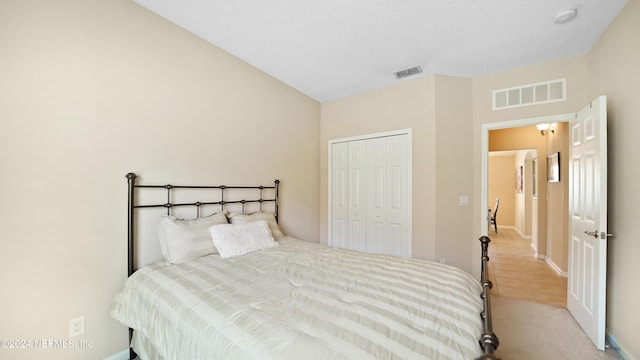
xmin=330 ymin=132 xmax=411 ymax=257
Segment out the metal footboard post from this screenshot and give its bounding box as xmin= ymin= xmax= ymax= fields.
xmin=477 ymin=235 xmax=500 ymax=360
xmin=126 ymin=173 xmax=137 ymax=360
xmin=126 ymin=173 xmax=137 ymax=277
xmin=274 ymin=179 xmax=280 ymax=223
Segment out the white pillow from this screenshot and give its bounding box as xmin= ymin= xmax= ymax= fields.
xmin=228 ymin=212 xmax=285 ymax=239
xmin=209 ymin=220 xmax=279 ymax=258
xmin=157 ymin=212 xmax=228 ymax=265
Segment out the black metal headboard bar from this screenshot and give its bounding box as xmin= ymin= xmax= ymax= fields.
xmin=135 ymin=184 xmax=278 ymax=189
xmin=133 ymin=199 xmax=278 ymax=210
xmin=126 ymin=173 xmax=280 ymax=276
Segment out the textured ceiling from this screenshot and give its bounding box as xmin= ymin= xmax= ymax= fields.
xmin=134 ymin=0 xmax=628 ymax=102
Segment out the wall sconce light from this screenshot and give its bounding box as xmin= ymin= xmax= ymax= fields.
xmin=536 ymin=123 xmax=555 ymax=136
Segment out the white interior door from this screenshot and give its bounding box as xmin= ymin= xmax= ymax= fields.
xmin=348 ymin=140 xmax=367 ymax=252
xmin=330 ymin=142 xmax=348 ymax=249
xmin=568 ymin=95 xmax=608 ymax=350
xmin=330 ymin=131 xmax=411 ymax=257
xmin=365 ymin=135 xmax=410 ymax=256
xmin=331 ymin=140 xmax=368 ymax=251
xmin=386 ymin=134 xmax=410 ymax=257
xmin=366 ymin=137 xmax=388 ymax=254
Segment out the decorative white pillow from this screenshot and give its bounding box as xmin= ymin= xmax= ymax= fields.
xmin=228 ymin=212 xmax=285 ymax=239
xmin=209 ymin=220 xmax=279 ymax=258
xmin=157 ymin=212 xmax=228 ymax=265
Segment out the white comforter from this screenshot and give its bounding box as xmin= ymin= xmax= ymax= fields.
xmin=111 ymin=237 xmax=483 ymax=360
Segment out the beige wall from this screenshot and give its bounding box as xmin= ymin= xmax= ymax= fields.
xmin=545 ymin=121 xmax=570 ymax=273
xmin=587 ymin=1 xmax=640 ymax=357
xmin=518 ymin=151 xmax=535 ymax=238
xmin=320 ymin=75 xmax=474 ymax=271
xmin=488 ymin=150 xmax=537 ymax=238
xmin=433 ymin=76 xmax=474 ymax=271
xmin=0 ymin=1 xmax=319 ymax=359
xmin=488 ymin=153 xmax=517 ymax=228
xmin=320 ymin=77 xmax=438 ymax=261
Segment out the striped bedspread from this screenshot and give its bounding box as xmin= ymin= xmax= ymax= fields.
xmin=111 ymin=237 xmax=484 ymax=360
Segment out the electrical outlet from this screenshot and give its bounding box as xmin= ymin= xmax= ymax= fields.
xmin=439 ymin=258 xmax=447 ymax=264
xmin=69 ymin=316 xmax=85 ymax=338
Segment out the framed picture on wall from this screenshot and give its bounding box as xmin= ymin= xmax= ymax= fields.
xmin=515 ymin=166 xmax=523 ymax=193
xmin=547 ymin=152 xmax=560 ymax=182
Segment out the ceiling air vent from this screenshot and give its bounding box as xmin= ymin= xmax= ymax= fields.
xmin=394 ymin=65 xmax=422 ymax=79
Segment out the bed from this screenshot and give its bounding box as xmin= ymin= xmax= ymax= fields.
xmin=111 ymin=173 xmax=499 ymax=359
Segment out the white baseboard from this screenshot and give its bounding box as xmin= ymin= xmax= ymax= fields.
xmin=606 ymin=331 xmax=637 ymax=360
xmin=545 ymin=257 xmax=568 ymax=277
xmin=514 ymin=227 xmax=532 ymax=240
xmin=530 ymin=242 xmax=539 ymax=254
xmin=531 ymin=242 xmax=544 ymax=260
xmin=104 ymin=349 xmax=129 ymax=360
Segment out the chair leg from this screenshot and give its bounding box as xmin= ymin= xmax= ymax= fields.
xmin=494 ymin=222 xmax=498 ymax=234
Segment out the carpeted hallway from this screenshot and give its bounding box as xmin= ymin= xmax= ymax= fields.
xmin=492 ymin=296 xmax=622 ymax=359
xmin=487 ymin=229 xmax=621 ymax=359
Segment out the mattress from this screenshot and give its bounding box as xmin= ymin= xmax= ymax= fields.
xmin=111 ymin=236 xmax=484 ymax=360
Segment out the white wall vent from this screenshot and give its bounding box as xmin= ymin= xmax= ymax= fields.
xmin=394 ymin=66 xmax=422 ymax=79
xmin=492 ymin=78 xmax=566 ymax=110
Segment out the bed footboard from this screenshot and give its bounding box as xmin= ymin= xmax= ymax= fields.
xmin=477 ymin=235 xmax=499 ymax=359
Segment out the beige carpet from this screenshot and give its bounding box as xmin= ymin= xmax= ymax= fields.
xmin=491 ymin=295 xmax=621 ymax=360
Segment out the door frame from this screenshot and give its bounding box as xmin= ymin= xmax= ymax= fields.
xmin=480 ymin=113 xmax=574 ymax=238
xmin=328 ymin=128 xmax=413 ymax=254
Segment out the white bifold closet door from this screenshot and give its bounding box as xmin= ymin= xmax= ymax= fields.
xmin=330 ymin=134 xmax=410 ymax=257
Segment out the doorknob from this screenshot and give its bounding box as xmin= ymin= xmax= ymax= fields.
xmin=600 ymin=232 xmax=614 ymax=239
xmin=584 ymin=230 xmax=614 ymax=239
xmin=584 ymin=230 xmax=598 ymax=238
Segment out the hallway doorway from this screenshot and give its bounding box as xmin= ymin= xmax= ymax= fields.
xmin=481 ymin=113 xmax=574 ymax=309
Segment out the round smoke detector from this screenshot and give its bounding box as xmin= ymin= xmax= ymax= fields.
xmin=552 ymin=8 xmax=578 ymax=24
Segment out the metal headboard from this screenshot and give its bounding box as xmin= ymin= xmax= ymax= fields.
xmin=126 ymin=172 xmax=279 ymax=276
